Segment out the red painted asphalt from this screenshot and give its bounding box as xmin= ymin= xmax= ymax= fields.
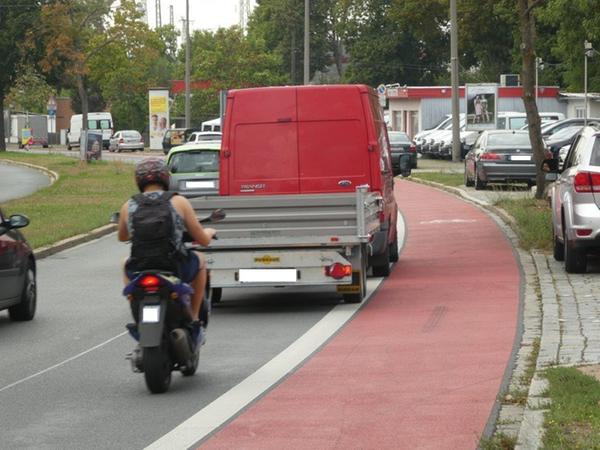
xmin=201 ymin=180 xmax=521 ymax=450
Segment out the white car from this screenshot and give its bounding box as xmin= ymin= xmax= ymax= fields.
xmin=187 ymin=131 xmax=222 ymax=143
xmin=108 ymin=130 xmax=144 ymax=152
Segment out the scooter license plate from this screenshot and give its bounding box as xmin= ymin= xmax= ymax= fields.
xmin=142 ymin=305 xmax=161 ymax=323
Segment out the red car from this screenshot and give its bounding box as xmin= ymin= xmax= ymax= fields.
xmin=0 ymin=209 xmax=36 ymax=321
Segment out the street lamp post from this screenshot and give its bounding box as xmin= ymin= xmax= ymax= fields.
xmin=584 ymin=40 xmax=594 ymax=126
xmin=535 ymin=57 xmax=543 ymax=105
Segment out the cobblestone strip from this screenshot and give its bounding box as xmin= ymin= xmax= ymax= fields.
xmin=535 ymin=253 xmax=560 ymax=368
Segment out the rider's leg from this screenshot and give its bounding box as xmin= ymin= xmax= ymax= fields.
xmin=189 ymin=251 xmax=207 ymax=322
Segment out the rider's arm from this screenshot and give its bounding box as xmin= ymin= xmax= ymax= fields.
xmin=173 ymin=196 xmax=216 ymax=247
xmin=117 ymin=202 xmax=131 ymax=242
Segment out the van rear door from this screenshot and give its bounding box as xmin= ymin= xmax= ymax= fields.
xmin=221 ymin=88 xmax=299 ymax=195
xmin=297 ymin=86 xmax=371 ymax=193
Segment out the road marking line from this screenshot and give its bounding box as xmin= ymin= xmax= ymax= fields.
xmin=0 ymin=332 xmax=127 ymax=395
xmin=146 ymin=212 xmax=407 ymax=450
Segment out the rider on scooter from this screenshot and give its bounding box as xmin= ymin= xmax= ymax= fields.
xmin=117 ymin=157 xmax=216 ymax=344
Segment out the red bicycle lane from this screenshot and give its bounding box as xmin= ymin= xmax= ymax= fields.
xmin=200 ymin=180 xmax=521 ymax=450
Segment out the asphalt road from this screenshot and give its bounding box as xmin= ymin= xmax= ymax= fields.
xmin=0 ymin=234 xmax=345 ymax=449
xmin=0 ymin=164 xmax=52 ymax=204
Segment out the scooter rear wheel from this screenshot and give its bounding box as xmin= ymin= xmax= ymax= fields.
xmin=143 ymin=342 xmax=172 ymax=394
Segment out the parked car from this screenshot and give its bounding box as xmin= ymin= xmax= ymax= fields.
xmin=545 ymin=125 xmax=600 ymax=273
xmin=388 ymin=131 xmax=417 ymax=171
xmin=162 ymin=128 xmax=201 ymax=154
xmin=497 ymin=111 xmax=565 ymax=130
xmin=544 ymin=125 xmax=583 ymax=158
xmin=108 ymin=130 xmax=144 ymax=152
xmin=186 ymin=131 xmax=222 ymax=143
xmin=414 ymin=115 xmax=453 ymax=153
xmin=166 ymin=141 xmax=221 ymax=197
xmin=539 ymin=118 xmax=600 ymax=139
xmin=0 ymin=210 xmax=36 ymax=321
xmin=464 ymin=130 xmax=541 ymax=190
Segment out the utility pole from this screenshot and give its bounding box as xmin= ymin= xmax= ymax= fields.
xmin=169 ymin=4 xmax=174 ymax=27
xmin=303 ymin=0 xmax=310 ymax=85
xmin=450 ymin=0 xmax=460 ymax=162
xmin=155 ymin=0 xmax=161 ymax=28
xmin=584 ymin=40 xmax=594 ymax=126
xmin=185 ymin=0 xmax=191 ymax=128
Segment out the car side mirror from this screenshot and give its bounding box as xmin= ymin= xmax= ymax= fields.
xmin=541 ymin=158 xmax=558 ymax=173
xmin=9 ymin=214 xmax=30 ymax=229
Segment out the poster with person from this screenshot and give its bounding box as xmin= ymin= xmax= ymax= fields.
xmin=80 ymin=131 xmax=103 ymax=161
xmin=149 ymin=89 xmax=170 ymax=150
xmin=465 ymin=84 xmax=498 ymax=131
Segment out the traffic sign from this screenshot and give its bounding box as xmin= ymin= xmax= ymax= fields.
xmin=377 ymin=84 xmax=386 ymax=95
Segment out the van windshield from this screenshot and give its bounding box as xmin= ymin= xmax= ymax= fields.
xmin=88 ymin=119 xmax=112 ymax=130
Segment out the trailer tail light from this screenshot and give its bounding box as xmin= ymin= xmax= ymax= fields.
xmin=574 ymin=172 xmax=600 ymax=193
xmin=480 ymin=153 xmax=502 ymax=160
xmin=325 ymin=263 xmax=352 ymax=280
xmin=138 ymin=275 xmax=162 ymax=292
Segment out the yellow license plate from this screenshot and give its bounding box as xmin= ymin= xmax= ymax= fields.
xmin=336 ymin=284 xmax=360 ymax=293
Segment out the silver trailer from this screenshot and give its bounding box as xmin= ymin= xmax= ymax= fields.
xmin=190 ymin=186 xmax=382 ymax=303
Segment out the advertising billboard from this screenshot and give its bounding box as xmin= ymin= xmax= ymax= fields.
xmin=80 ymin=130 xmax=103 ymax=161
xmin=465 ymin=84 xmax=498 ymax=131
xmin=149 ymin=89 xmax=170 ymax=150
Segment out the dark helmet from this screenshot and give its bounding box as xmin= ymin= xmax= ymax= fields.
xmin=135 ymin=157 xmax=170 ymax=191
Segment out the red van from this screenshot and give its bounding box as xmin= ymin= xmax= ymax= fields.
xmin=219 ymin=85 xmax=399 ymax=275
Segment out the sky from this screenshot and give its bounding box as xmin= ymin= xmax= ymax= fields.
xmin=143 ymin=0 xmax=257 ymax=32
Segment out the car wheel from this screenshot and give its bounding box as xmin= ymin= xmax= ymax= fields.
xmin=564 ymin=228 xmax=587 ymax=273
xmin=553 ymin=226 xmax=564 ymax=261
xmin=9 ymin=263 xmax=36 ymax=321
xmin=464 ymin=163 xmax=474 ymax=187
xmin=474 ymin=165 xmax=486 ymax=190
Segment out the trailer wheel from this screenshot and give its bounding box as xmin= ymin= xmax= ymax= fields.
xmin=343 ymin=245 xmax=367 ymax=304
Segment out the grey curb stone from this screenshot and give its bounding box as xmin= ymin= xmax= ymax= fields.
xmin=0 ymin=158 xmax=60 ymax=184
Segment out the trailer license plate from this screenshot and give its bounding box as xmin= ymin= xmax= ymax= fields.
xmin=238 ymin=269 xmax=297 ymax=283
xmin=142 ymin=305 xmax=160 ymax=323
xmin=186 ymin=180 xmax=215 ymax=189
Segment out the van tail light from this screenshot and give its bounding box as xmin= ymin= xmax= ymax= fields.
xmin=138 ymin=275 xmax=162 ymax=292
xmin=574 ymin=172 xmax=600 ymax=193
xmin=325 ymin=263 xmax=353 ymax=280
xmin=409 ymin=145 xmax=416 ymax=153
xmin=480 ymin=153 xmax=502 ymax=160
xmin=576 ymin=229 xmax=593 ymax=237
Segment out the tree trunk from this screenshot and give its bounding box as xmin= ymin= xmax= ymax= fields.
xmin=0 ymin=94 xmax=5 ymax=152
xmin=518 ymin=0 xmax=546 ymax=199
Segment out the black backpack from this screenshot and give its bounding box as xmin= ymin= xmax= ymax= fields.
xmin=128 ymin=192 xmax=182 ymax=273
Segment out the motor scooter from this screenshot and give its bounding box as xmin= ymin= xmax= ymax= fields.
xmin=112 ymin=208 xmax=225 ymax=393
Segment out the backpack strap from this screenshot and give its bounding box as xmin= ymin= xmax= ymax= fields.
xmin=132 ymin=191 xmax=178 ymax=205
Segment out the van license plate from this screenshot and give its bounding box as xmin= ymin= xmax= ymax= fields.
xmin=142 ymin=305 xmax=160 ymax=323
xmin=186 ymin=180 xmax=215 ymax=189
xmin=238 ymin=269 xmax=297 ymax=283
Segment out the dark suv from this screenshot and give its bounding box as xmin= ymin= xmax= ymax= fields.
xmin=162 ymin=128 xmax=201 ymax=154
xmin=0 ymin=209 xmax=36 ymax=321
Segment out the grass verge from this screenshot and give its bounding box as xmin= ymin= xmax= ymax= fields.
xmin=1 ymin=152 xmax=135 ymax=249
xmin=409 ymin=171 xmax=464 ymax=187
xmin=495 ymin=198 xmax=552 ymax=251
xmin=543 ymin=367 xmax=600 ymax=449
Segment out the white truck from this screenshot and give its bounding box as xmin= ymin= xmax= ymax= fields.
xmin=67 ymin=112 xmax=113 ymax=149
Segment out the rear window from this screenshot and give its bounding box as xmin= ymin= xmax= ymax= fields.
xmin=388 ymin=132 xmax=410 ymax=144
xmin=487 ymin=133 xmax=531 ymax=147
xmin=196 ymin=134 xmax=221 ymax=141
xmin=169 ymin=151 xmax=219 ymax=174
xmin=123 ymin=131 xmax=140 ymax=138
xmin=508 ymin=117 xmax=527 ymax=130
xmin=88 ymin=119 xmax=112 ymax=130
xmin=590 ymin=139 xmax=600 ymax=166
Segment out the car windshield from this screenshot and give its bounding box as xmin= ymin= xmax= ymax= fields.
xmin=487 ymin=133 xmax=531 ymax=147
xmin=547 ymin=126 xmax=581 ymax=141
xmin=169 ymin=151 xmax=219 ymax=174
xmin=388 ymin=132 xmax=410 ymax=144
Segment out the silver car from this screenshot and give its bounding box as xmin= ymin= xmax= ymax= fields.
xmin=108 ymin=130 xmax=144 ymax=152
xmin=548 ymin=125 xmax=600 ymax=273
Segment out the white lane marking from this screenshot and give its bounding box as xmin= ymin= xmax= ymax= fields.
xmin=419 ymin=219 xmax=477 ymax=225
xmin=0 ymin=332 xmax=127 ymax=395
xmin=146 ymin=212 xmax=407 ymax=450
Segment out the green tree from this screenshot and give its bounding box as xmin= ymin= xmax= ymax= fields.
xmin=6 ymin=66 xmax=56 ymax=114
xmin=87 ymin=1 xmax=176 ymax=131
xmin=0 ymin=0 xmax=44 ymax=151
xmin=172 ymin=26 xmax=285 ymax=124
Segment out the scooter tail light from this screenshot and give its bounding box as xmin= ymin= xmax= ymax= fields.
xmin=325 ymin=263 xmax=353 ymax=280
xmin=138 ymin=274 xmax=162 ymax=292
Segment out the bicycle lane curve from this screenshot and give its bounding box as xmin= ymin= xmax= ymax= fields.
xmin=198 ymin=179 xmax=521 ymax=449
